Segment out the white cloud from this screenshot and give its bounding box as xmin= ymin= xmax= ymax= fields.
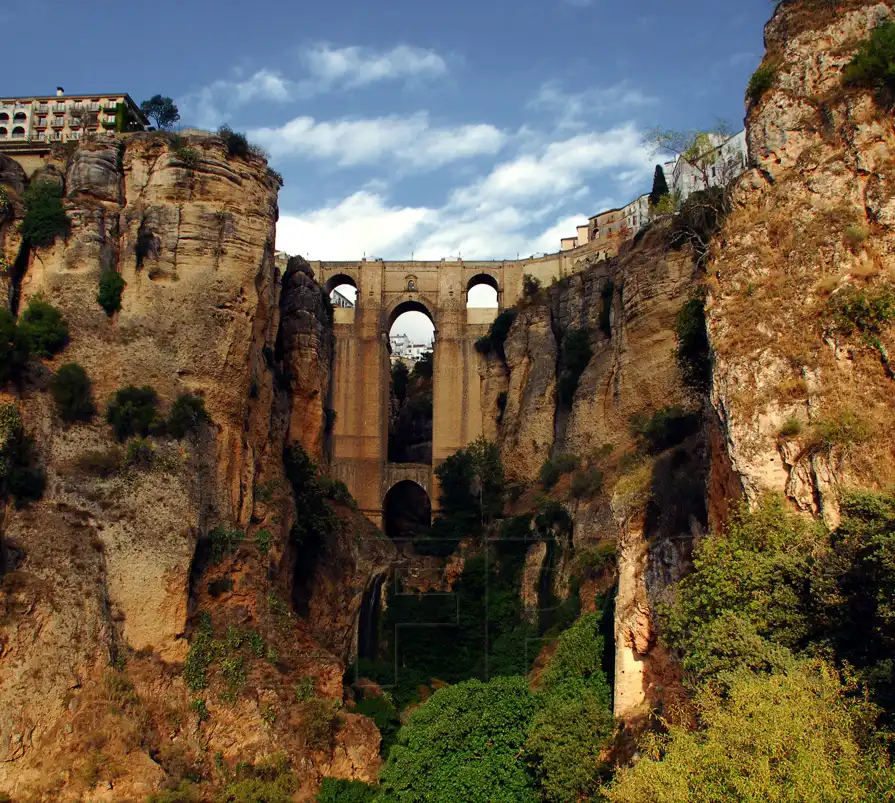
xmin=530 ymin=81 xmax=658 ymax=129
xmin=277 ymin=123 xmax=652 ymax=261
xmin=250 ymin=113 xmax=506 ymax=168
xmin=304 ymin=44 xmax=448 ymax=89
xmin=179 ymin=44 xmax=449 ymax=130
xmin=276 ymin=191 xmax=431 ymax=259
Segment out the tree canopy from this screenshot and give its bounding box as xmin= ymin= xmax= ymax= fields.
xmin=649 ymin=164 xmax=670 ymax=206
xmin=140 ymin=95 xmax=180 ymax=130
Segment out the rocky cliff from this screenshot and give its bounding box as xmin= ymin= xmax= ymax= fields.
xmin=0 ymin=134 xmax=381 ymax=800
xmin=708 ymin=0 xmax=895 ymax=529
xmin=480 ymin=228 xmax=706 ymax=722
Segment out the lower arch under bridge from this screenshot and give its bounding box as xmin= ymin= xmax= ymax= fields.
xmin=316 ymin=253 xmax=591 ymax=525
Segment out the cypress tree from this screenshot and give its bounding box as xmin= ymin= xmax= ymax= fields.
xmin=649 ymin=164 xmax=670 ymax=206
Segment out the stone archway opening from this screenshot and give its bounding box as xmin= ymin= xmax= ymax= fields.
xmin=324 ymin=273 xmax=357 ymax=308
xmin=388 ymin=301 xmax=435 ymax=464
xmin=383 ymin=480 xmax=432 ymax=544
xmin=466 ymin=273 xmax=500 ymax=308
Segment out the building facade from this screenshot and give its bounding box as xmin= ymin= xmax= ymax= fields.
xmin=0 ymin=88 xmax=147 ymax=151
xmin=559 ymin=129 xmax=748 ymax=253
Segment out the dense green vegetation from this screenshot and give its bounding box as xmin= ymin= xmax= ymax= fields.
xmin=475 ymin=308 xmax=517 ymax=357
xmin=50 ymin=363 xmax=95 ymax=423
xmin=18 ymin=296 xmax=68 ymax=357
xmin=97 ymin=270 xmax=125 ymax=315
xmin=106 ymin=385 xmax=160 ymax=440
xmin=844 ymin=21 xmax=895 ymax=101
xmin=674 ymin=291 xmax=711 ymax=391
xmin=747 ymin=61 xmax=776 ymax=103
xmin=557 ymin=328 xmax=593 ymax=406
xmin=167 ymin=393 xmax=210 ymax=438
xmin=21 ymin=180 xmax=70 ymax=247
xmin=0 ymin=403 xmax=45 ymax=506
xmin=0 ymin=308 xmax=29 ymax=384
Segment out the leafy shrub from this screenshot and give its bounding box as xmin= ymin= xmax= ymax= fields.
xmin=214 ymin=753 xmax=298 ymax=803
xmin=843 ymin=21 xmax=895 ymax=100
xmin=18 ymin=295 xmax=68 ymax=357
xmin=669 ymin=186 xmax=728 ymax=257
xmin=661 ymin=496 xmax=825 ymax=685
xmin=630 ymin=406 xmax=701 ymax=453
xmin=379 ymin=676 xmax=539 ymax=803
xmin=575 ymin=543 xmax=617 ymax=578
xmin=50 ymin=363 xmax=95 ymax=423
xmin=209 ymin=525 xmax=243 ymax=563
xmin=0 ymin=403 xmax=45 ymax=506
xmin=539 ymin=453 xmax=578 ymax=489
xmin=570 ymin=467 xmax=604 ymax=499
xmin=316 ymin=778 xmax=379 ymax=803
xmin=97 ymin=270 xmax=125 ymax=315
xmin=779 ymin=416 xmax=803 ymax=438
xmin=295 ymin=676 xmax=316 ymax=702
xmin=21 ymin=179 xmax=69 ymax=247
xmin=747 ymin=62 xmax=776 ymax=104
xmin=603 ymin=662 xmax=895 ymax=802
xmin=254 ymin=528 xmax=272 ymax=555
xmin=106 ymin=385 xmax=159 ymax=440
xmin=810 ymin=409 xmax=872 ymax=453
xmin=829 ymin=284 xmax=895 ymax=341
xmin=319 ymin=477 xmax=357 ymax=508
xmin=175 ymin=146 xmax=201 ymax=169
xmin=475 ymin=309 xmax=517 ymax=357
xmin=522 ymin=274 xmax=542 ymax=300
xmin=0 ymin=308 xmax=29 ymax=384
xmin=147 ymin=782 xmax=200 ymax=803
xmin=217 ymin=125 xmax=251 ymax=158
xmin=558 ymin=328 xmax=592 ymax=406
xmin=167 ymin=392 xmax=209 ymax=438
xmin=354 ymin=694 xmax=401 ymax=756
xmin=675 ymin=292 xmax=710 ymax=391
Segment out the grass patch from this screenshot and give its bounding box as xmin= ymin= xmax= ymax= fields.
xmin=779 ymin=417 xmax=804 ymax=438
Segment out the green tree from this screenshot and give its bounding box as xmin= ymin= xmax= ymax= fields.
xmin=140 ymin=95 xmax=180 ymax=130
xmin=21 ymin=180 xmax=69 ymax=247
xmin=390 ymin=361 xmax=409 ymax=404
xmin=412 ymin=350 xmax=433 ymax=380
xmin=167 ymin=392 xmax=209 ymax=438
xmin=603 ymin=662 xmax=895 ymax=803
xmin=97 ymin=270 xmax=125 ymax=315
xmin=674 ymin=292 xmax=710 ymax=391
xmin=18 ymin=296 xmax=68 ymax=358
xmin=106 ymin=385 xmax=160 ymax=440
xmin=378 ymin=676 xmax=539 ymax=803
xmin=0 ymin=308 xmax=29 ymax=384
xmin=648 ymin=164 xmax=670 ymax=207
xmin=51 ymin=363 xmax=95 ymax=423
xmin=315 ymin=778 xmax=378 ymax=802
xmin=662 ymin=496 xmax=826 ymax=686
xmin=843 ymin=21 xmax=895 ymax=99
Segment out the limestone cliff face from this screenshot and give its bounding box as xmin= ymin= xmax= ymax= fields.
xmin=708 ymin=0 xmax=895 ymax=529
xmin=482 ymin=231 xmax=703 ymax=720
xmin=0 ymin=134 xmax=379 ymax=800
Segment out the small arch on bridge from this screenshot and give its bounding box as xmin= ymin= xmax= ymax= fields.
xmin=387 ymin=298 xmax=435 ymax=332
xmin=466 ymin=273 xmax=500 ymax=308
xmin=324 ymin=273 xmax=358 ymax=307
xmin=383 ymin=479 xmax=432 ymax=542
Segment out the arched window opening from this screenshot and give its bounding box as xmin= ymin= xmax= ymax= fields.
xmin=325 ymin=274 xmax=357 ymax=308
xmin=466 ymin=273 xmax=499 ymax=309
xmin=389 ymin=304 xmax=435 ymax=464
xmin=384 ymin=481 xmax=432 ymax=543
xmin=11 ymin=127 xmax=25 ymax=139
xmin=0 ymin=113 xmax=9 ymax=122
xmin=12 ymin=112 xmax=26 ymax=123
xmin=0 ymin=128 xmax=7 ymax=137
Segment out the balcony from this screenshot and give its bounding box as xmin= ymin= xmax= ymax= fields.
xmin=50 ymin=132 xmax=63 ymax=141
xmin=51 ymin=118 xmax=65 ymax=128
xmin=69 ymin=118 xmax=82 ymax=129
xmin=70 ymin=131 xmax=81 ymax=140
xmin=88 ymin=103 xmax=101 ymax=112
xmin=104 ymin=104 xmax=119 ymax=113
xmin=36 ymin=104 xmax=49 ymax=114
xmin=34 ymin=118 xmax=47 ymax=129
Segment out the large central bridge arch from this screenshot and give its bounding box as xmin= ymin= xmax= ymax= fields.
xmin=315 ymin=256 xmax=574 ymax=525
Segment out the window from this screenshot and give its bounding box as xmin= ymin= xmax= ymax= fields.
xmin=0 ymin=127 xmax=7 ymax=137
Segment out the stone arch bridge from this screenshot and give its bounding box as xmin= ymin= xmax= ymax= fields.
xmin=313 ymin=253 xmax=590 ymax=525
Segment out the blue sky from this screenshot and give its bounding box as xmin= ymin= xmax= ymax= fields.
xmin=6 ymin=0 xmax=771 ymax=262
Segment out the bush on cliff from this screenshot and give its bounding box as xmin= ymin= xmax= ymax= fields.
xmin=106 ymin=385 xmax=160 ymax=440
xmin=475 ymin=309 xmax=517 ymax=357
xmin=844 ymin=21 xmax=895 ymax=101
xmin=18 ymin=295 xmax=68 ymax=358
xmin=315 ymin=778 xmax=379 ymax=803
xmin=0 ymin=308 xmax=29 ymax=384
xmin=0 ymin=403 xmax=45 ymax=506
xmin=97 ymin=270 xmax=125 ymax=315
xmin=167 ymin=392 xmax=209 ymax=438
xmin=675 ymin=291 xmax=711 ymax=392
xmin=21 ymin=179 xmax=70 ymax=247
xmin=217 ymin=125 xmax=250 ymax=158
xmin=603 ymin=661 xmax=895 ymax=802
xmin=51 ymin=362 xmax=95 ymax=423
xmin=557 ymin=328 xmax=592 ymax=406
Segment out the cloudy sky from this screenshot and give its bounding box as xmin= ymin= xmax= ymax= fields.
xmin=8 ymin=0 xmax=771 ymax=266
